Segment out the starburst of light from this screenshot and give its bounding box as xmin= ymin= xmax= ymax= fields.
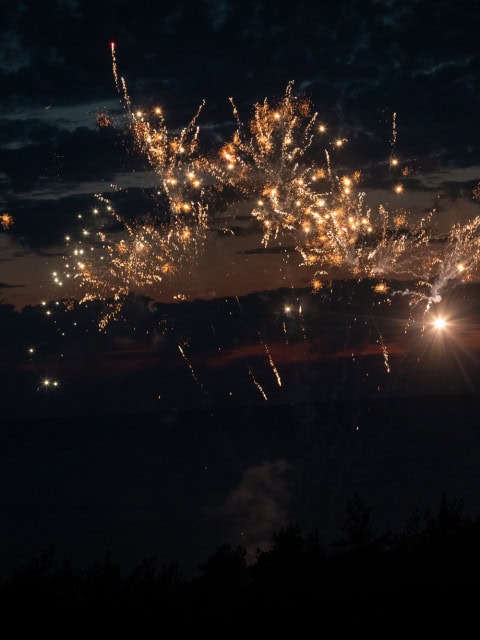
xmin=433 ymin=317 xmax=447 ymax=330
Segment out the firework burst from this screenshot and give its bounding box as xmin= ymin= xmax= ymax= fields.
xmin=52 ymin=46 xmax=480 ymax=330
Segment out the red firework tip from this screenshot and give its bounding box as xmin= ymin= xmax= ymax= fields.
xmin=110 ymin=41 xmax=116 ymax=48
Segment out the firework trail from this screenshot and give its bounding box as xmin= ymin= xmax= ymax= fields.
xmin=378 ymin=333 xmax=391 ymax=374
xmin=178 ymin=344 xmax=206 ymax=395
xmin=260 ymin=336 xmax=282 ymax=387
xmin=110 ymin=42 xmax=120 ymax=94
xmin=249 ymin=368 xmax=268 ymax=401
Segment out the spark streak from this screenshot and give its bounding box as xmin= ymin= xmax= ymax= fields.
xmin=262 ymin=340 xmax=282 ymax=387
xmin=178 ymin=344 xmax=205 ymax=393
xmin=110 ymin=42 xmax=120 ymax=93
xmin=249 ymin=369 xmax=268 ymax=401
xmin=378 ymin=334 xmax=391 ymax=373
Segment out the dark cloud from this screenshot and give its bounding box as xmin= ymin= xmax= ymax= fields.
xmin=242 ymin=245 xmax=296 ymax=255
xmin=1 ymin=1 xmax=478 ymax=118
xmin=0 ymin=118 xmax=63 ymax=148
xmin=7 ymin=185 xmax=167 ymax=252
xmin=36 ymin=250 xmax=65 ymax=257
xmin=436 ymin=180 xmax=480 ymax=201
xmin=5 ymin=192 xmax=104 ymax=251
xmin=1 ymin=0 xmax=479 ymax=173
xmin=0 ymin=124 xmax=132 ymax=194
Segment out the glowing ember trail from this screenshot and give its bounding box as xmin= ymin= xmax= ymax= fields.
xmin=178 ymin=344 xmax=206 ymax=394
xmin=249 ymin=369 xmax=268 ymax=401
xmin=262 ymin=340 xmax=282 ymax=387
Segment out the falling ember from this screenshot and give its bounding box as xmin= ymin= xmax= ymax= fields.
xmin=262 ymin=340 xmax=282 ymax=387
xmin=178 ymin=344 xmax=206 ymax=393
xmin=111 ymin=41 xmax=120 ymax=93
xmin=373 ymin=282 xmax=389 ymax=294
xmin=391 ymin=111 xmax=397 ymax=147
xmin=249 ymin=369 xmax=268 ymax=401
xmin=378 ymin=334 xmax=391 ymax=373
xmin=96 ymin=112 xmax=111 ymax=127
xmin=1 ymin=213 xmax=14 ymax=229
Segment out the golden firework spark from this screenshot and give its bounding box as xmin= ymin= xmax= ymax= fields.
xmin=1 ymin=213 xmax=14 ymax=229
xmin=56 ymin=196 xmax=208 ymax=328
xmin=373 ymin=282 xmax=389 ymax=294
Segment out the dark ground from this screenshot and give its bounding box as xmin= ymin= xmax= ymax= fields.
xmin=2 ymin=391 xmax=480 ymax=579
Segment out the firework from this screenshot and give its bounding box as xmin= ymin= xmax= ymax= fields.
xmin=53 ymin=46 xmax=480 ymax=334
xmin=426 ymin=217 xmax=480 ymax=305
xmin=54 ymin=48 xmax=212 ymax=327
xmin=55 ymin=196 xmax=208 ymax=328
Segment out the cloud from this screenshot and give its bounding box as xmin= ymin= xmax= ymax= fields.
xmin=412 ymin=56 xmax=474 ymax=79
xmin=205 ymin=0 xmax=232 ymax=31
xmin=0 ymin=282 xmax=25 ymax=289
xmin=207 ymin=340 xmax=324 ymax=368
xmin=5 ymin=193 xmax=102 ymax=251
xmin=0 ymin=30 xmax=31 ymax=73
xmin=218 ymin=459 xmax=291 ymax=561
xmin=0 ymin=123 xmax=134 ymax=196
xmin=419 ymin=166 xmax=480 ymax=188
xmin=0 ymin=100 xmax=122 ymax=132
xmin=334 ymin=341 xmax=404 ymax=359
xmin=207 ymin=336 xmax=405 ymax=370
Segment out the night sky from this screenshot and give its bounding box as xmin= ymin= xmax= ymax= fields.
xmin=2 ymin=0 xmax=480 ymax=578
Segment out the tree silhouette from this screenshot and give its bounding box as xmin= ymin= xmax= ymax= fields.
xmin=337 ymin=492 xmax=376 ymax=550
xmin=423 ymin=492 xmax=470 ymax=537
xmin=84 ymin=551 xmax=122 ymax=614
xmin=198 ymin=543 xmax=248 ymax=592
xmin=1 ymin=491 xmax=480 ymax=628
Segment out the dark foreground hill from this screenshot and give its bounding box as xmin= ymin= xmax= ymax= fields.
xmin=2 ymin=391 xmax=480 ymax=584
xmin=1 ymin=492 xmax=479 ymax=632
